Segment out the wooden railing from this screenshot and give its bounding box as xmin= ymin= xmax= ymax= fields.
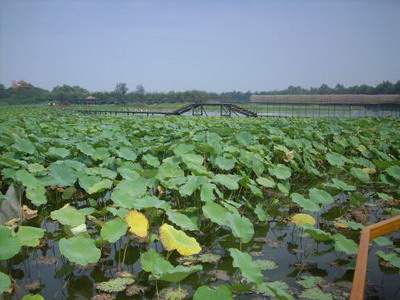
xmin=350 ymin=215 xmax=400 ymax=300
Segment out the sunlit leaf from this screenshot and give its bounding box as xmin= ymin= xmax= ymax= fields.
xmin=125 ymin=210 xmax=149 ymax=238
xmin=291 ymin=213 xmax=316 ymax=226
xmin=159 ymin=223 xmax=201 ymax=256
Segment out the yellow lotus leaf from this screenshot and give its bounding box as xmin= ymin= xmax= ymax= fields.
xmin=362 ymin=167 xmax=376 ymax=175
xmin=159 ymin=223 xmax=201 ymax=256
xmin=125 ymin=210 xmax=149 ymax=238
xmin=291 ymin=213 xmax=316 ymax=226
xmin=334 ymin=222 xmax=348 ymax=229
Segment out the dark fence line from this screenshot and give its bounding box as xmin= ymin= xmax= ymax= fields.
xmin=252 ymin=103 xmax=400 ymax=118
xmin=67 ymin=103 xmax=400 ymax=118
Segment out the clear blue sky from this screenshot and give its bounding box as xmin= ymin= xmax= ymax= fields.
xmin=0 ymin=0 xmax=399 ymax=92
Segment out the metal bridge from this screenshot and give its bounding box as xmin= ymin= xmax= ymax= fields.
xmin=73 ymin=103 xmax=258 ymax=117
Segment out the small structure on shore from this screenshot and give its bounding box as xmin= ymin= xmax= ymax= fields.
xmin=85 ymin=96 xmax=97 ymax=105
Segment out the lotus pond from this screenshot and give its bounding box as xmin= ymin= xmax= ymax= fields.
xmin=0 ymin=108 xmax=399 ymax=300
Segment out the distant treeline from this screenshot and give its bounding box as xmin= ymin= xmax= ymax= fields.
xmin=0 ymin=80 xmax=399 ymax=104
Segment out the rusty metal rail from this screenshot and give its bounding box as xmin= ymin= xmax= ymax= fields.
xmin=350 ymin=215 xmax=400 ymax=300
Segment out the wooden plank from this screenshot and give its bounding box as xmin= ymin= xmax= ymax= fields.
xmin=350 ymin=229 xmax=370 ymax=300
xmin=350 ymin=215 xmax=400 ymax=300
xmin=368 ymin=215 xmax=400 ymax=239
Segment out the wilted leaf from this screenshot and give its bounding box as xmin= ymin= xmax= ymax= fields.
xmin=96 ymin=277 xmax=135 ymax=293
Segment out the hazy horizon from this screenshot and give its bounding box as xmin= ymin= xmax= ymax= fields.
xmin=1 ymin=0 xmax=400 ymax=92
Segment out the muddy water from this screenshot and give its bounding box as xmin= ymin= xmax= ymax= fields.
xmin=2 ymin=211 xmax=399 ymax=300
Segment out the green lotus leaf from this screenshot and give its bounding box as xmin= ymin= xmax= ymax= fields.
xmin=213 ymin=174 xmax=240 ymax=190
xmin=116 ymin=147 xmax=137 ymax=161
xmin=166 ymin=210 xmax=198 ymax=231
xmin=88 ymin=167 xmax=117 ymax=179
xmin=59 ymin=236 xmax=101 ymax=266
xmin=385 ymin=165 xmax=400 ymax=180
xmin=269 ymin=164 xmax=291 ymax=180
xmin=202 ymin=202 xmax=230 ymax=226
xmin=181 ymin=153 xmax=204 ymax=168
xmin=214 ymin=156 xmax=235 ymax=171
xmin=373 ymin=236 xmax=393 ymax=247
xmin=48 ymin=162 xmax=78 ymax=186
xmin=173 ymin=144 xmax=195 ymax=156
xmin=376 ymin=250 xmax=400 ymax=269
xmin=350 ymin=167 xmax=370 ymax=183
xmin=79 ymin=174 xmax=112 ymax=194
xmin=256 ymin=176 xmax=276 ymax=188
xmin=0 ymin=271 xmax=11 ymax=295
xmin=302 ymin=225 xmax=332 ymax=242
xmin=111 ymin=178 xmax=147 ymax=208
xmin=15 ymin=169 xmax=47 ymax=206
xmin=226 ymin=213 xmax=254 ymax=243
xmin=325 ymin=178 xmax=356 ymax=192
xmin=157 ymin=160 xmax=184 ymax=180
xmin=229 ymin=248 xmax=263 ymax=284
xmin=193 ymin=285 xmax=233 ymax=300
xmin=140 ymin=249 xmax=202 ymax=282
xmin=254 ymin=204 xmax=268 ymax=222
xmin=13 ymin=138 xmax=35 ymax=154
xmin=142 ymin=154 xmax=160 ymax=167
xmin=290 ymin=193 xmax=320 ymax=212
xmin=100 ymin=217 xmax=128 ymax=243
xmin=200 ymin=183 xmax=217 ymax=202
xmin=297 ymin=275 xmax=324 ymax=289
xmin=377 ymin=192 xmax=393 ymax=201
xmin=256 ymin=281 xmax=293 ymax=300
xmin=48 ymin=147 xmax=70 ymax=158
xmin=76 ymin=142 xmax=95 ymax=157
xmin=308 ymin=188 xmax=333 ymax=205
xmin=326 ymin=152 xmax=347 ymax=168
xmin=333 ymin=233 xmax=358 ymax=255
xmin=50 ymin=205 xmax=86 ymax=227
xmin=179 ymin=176 xmax=201 ymax=197
xmin=0 ymin=225 xmax=21 ymax=260
xmin=236 ymin=131 xmax=254 ymax=145
xmin=159 ymin=264 xmax=203 ymax=283
xmin=16 ymin=226 xmax=45 ymax=247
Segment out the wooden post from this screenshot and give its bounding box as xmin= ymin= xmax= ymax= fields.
xmin=350 ymin=215 xmax=400 ymax=300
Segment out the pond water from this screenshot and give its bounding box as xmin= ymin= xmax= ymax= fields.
xmin=3 ymin=194 xmax=399 ymax=300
